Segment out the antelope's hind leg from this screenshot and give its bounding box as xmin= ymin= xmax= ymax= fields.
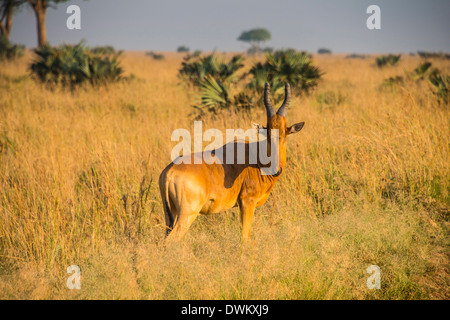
xmin=166 ymin=211 xmax=199 ymax=241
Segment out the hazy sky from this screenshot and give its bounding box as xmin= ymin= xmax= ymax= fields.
xmin=9 ymin=0 xmax=450 ymax=53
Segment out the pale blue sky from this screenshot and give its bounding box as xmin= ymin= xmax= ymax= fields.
xmin=9 ymin=0 xmax=450 ymax=53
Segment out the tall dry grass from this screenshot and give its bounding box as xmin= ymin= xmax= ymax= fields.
xmin=0 ymin=51 xmax=448 ymax=299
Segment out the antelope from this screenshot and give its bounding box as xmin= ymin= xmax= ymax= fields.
xmin=159 ymin=83 xmax=305 ymax=241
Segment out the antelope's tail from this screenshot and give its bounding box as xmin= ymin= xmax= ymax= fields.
xmin=159 ymin=170 xmax=174 ymax=237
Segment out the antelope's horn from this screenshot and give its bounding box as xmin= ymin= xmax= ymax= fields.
xmin=264 ymin=82 xmax=276 ymax=118
xmin=277 ymin=83 xmax=291 ymax=117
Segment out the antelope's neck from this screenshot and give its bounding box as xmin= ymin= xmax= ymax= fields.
xmin=263 ymin=132 xmax=287 ymax=179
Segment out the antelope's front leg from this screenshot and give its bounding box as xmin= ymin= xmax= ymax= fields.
xmin=238 ymin=199 xmax=256 ymax=240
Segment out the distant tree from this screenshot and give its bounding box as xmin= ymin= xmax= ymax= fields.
xmin=317 ymin=48 xmax=331 ymax=54
xmin=27 ymin=0 xmax=70 ymax=47
xmin=345 ymin=53 xmax=366 ymax=59
xmin=177 ymin=45 xmax=189 ymax=53
xmin=0 ymin=0 xmax=24 ymax=40
xmin=237 ymin=28 xmax=271 ymax=53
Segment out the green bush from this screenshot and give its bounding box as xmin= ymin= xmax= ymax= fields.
xmin=179 ymin=53 xmax=245 ymax=88
xmin=381 ymin=62 xmax=432 ymax=87
xmin=246 ymin=49 xmax=322 ymax=103
xmin=381 ymin=76 xmax=404 ymax=88
xmin=0 ymin=36 xmax=24 ymax=61
xmin=428 ymin=69 xmax=449 ymax=104
xmin=318 ymin=48 xmax=332 ymax=54
xmin=345 ymin=54 xmax=366 ymax=59
xmin=30 ymin=42 xmax=123 ymax=87
xmin=376 ymin=54 xmax=401 ymax=68
xmin=191 ymin=74 xmax=232 ymax=116
xmin=417 ymin=51 xmax=450 ymax=59
xmin=190 ymin=49 xmax=322 ymax=118
xmin=146 ymin=51 xmax=165 ymax=60
xmin=191 ymin=50 xmax=202 ymax=58
xmin=379 ymin=62 xmax=449 ymax=104
xmin=89 ymin=45 xmax=120 ymax=55
xmin=412 ymin=62 xmax=432 ymax=80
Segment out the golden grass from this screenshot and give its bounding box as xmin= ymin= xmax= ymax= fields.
xmin=0 ymin=51 xmax=448 ymax=299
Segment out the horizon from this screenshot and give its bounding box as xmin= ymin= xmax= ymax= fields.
xmin=8 ymin=0 xmax=450 ymax=54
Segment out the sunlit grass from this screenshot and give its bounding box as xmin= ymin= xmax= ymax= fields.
xmin=0 ymin=52 xmax=448 ymax=299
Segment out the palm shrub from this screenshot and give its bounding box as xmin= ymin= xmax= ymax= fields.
xmin=191 ymin=75 xmax=258 ymax=118
xmin=89 ymin=45 xmax=119 ymax=55
xmin=30 ymin=42 xmax=123 ymax=87
xmin=179 ymin=53 xmax=247 ymax=117
xmin=246 ymin=49 xmax=322 ymax=103
xmin=412 ymin=61 xmax=432 ymax=80
xmin=379 ymin=62 xmax=449 ymax=104
xmin=190 ymin=49 xmax=322 ymax=117
xmin=192 ymin=74 xmax=232 ymax=116
xmin=245 ymin=62 xmax=284 ymax=105
xmin=381 ymin=61 xmax=432 ymax=87
xmin=0 ymin=35 xmax=24 ymax=61
xmin=179 ymin=53 xmax=245 ymax=88
xmin=428 ymin=69 xmax=449 ymax=104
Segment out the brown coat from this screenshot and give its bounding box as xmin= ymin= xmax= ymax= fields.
xmin=159 ymin=83 xmax=304 ymax=240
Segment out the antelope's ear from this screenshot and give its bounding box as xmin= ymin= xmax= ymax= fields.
xmin=287 ymin=122 xmax=305 ymax=135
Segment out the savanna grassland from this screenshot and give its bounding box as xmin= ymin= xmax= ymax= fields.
xmin=0 ymin=51 xmax=448 ymax=299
